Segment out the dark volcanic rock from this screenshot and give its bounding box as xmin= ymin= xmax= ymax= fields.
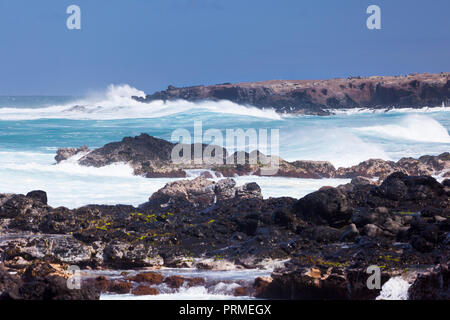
xmin=26 ymin=191 xmax=48 ymax=205
xmin=1 ymin=170 xmax=448 ymax=300
xmin=0 ymin=194 xmax=50 ymax=231
xmin=65 ymin=132 xmax=449 ymax=180
xmin=254 ymin=264 xmax=387 ymax=300
xmin=0 ymin=263 xmax=21 ymax=294
xmin=136 ymin=73 xmax=450 ymax=115
xmin=408 ymin=263 xmax=449 ymax=300
xmin=1 ymin=262 xmax=100 ymax=300
xmin=294 ymin=187 xmax=352 ymax=228
xmin=55 ymin=145 xmax=89 ymax=163
xmin=336 ymin=153 xmax=450 ymax=180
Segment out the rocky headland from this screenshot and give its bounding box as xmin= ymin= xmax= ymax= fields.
xmin=0 ymin=170 xmax=449 ymax=299
xmin=135 ymin=73 xmax=450 ymax=115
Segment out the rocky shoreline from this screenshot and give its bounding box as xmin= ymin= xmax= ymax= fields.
xmin=1 ymin=133 xmax=449 ymax=300
xmin=55 ymin=133 xmax=450 ymax=180
xmin=134 ymin=73 xmax=450 ymax=115
xmin=1 ymin=169 xmax=449 ymax=299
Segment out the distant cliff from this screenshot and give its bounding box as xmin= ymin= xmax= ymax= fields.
xmin=135 ymin=72 xmax=450 ymax=115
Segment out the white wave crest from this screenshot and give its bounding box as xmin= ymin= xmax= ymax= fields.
xmin=0 ymin=84 xmax=281 ymax=120
xmin=280 ymin=127 xmax=391 ymax=168
xmin=329 ymin=105 xmax=450 ymax=115
xmin=357 ymin=114 xmax=450 ymax=143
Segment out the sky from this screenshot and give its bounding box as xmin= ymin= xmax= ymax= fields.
xmin=0 ymin=0 xmax=449 ymax=95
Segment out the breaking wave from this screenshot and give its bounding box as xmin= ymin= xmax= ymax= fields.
xmin=280 ymin=127 xmax=391 ymax=168
xmin=0 ymin=84 xmax=281 ymax=121
xmin=356 ymin=114 xmax=450 ymax=143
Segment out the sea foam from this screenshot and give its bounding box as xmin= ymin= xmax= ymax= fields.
xmin=356 ymin=114 xmax=450 ymax=143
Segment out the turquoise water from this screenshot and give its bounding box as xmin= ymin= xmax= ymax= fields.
xmin=0 ymin=85 xmax=449 ymax=208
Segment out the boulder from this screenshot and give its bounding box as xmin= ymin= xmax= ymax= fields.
xmin=55 ymin=146 xmax=89 ymax=163
xmin=163 ymin=275 xmax=184 ymax=289
xmin=127 ymin=272 xmax=163 ymax=284
xmin=1 ymin=262 xmax=100 ymax=300
xmin=294 ymin=187 xmax=352 ymax=228
xmin=132 ymin=285 xmax=159 ymax=296
xmin=408 ymin=263 xmax=449 ymax=300
xmin=25 ymin=191 xmax=48 ymax=205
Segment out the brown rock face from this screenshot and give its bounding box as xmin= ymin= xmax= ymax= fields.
xmin=127 ymin=272 xmax=163 ymax=284
xmin=185 ymin=277 xmax=206 ymax=287
xmin=336 ymin=152 xmax=450 ymax=180
xmin=163 ymin=275 xmax=184 ymax=289
xmin=108 ymin=281 xmax=132 ymax=294
xmin=233 ymin=286 xmax=250 ymax=297
xmin=136 ymin=73 xmax=450 ymax=115
xmin=132 ymin=285 xmax=159 ymax=296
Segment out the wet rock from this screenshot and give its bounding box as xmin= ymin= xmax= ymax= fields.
xmin=1 ymin=262 xmax=100 ymax=300
xmin=132 ymin=285 xmax=159 ymax=296
xmin=336 ymin=159 xmax=400 ymax=180
xmin=236 ymin=182 xmax=263 ymax=199
xmin=307 ymin=226 xmax=342 ymax=243
xmin=294 ymin=187 xmax=352 ymax=228
xmin=55 ymin=146 xmax=89 ymax=163
xmin=108 ymin=281 xmax=132 ymax=294
xmin=411 ymin=236 xmax=434 ymax=253
xmin=255 ymin=266 xmax=349 ymax=300
xmin=233 ymin=286 xmax=250 ymax=297
xmin=148 ymin=177 xmax=218 ymax=210
xmin=103 ymin=241 xmax=160 ymax=268
xmin=88 ymin=276 xmax=111 ymax=292
xmin=0 ymin=235 xmax=96 ymax=266
xmin=443 ymin=179 xmax=450 ymax=187
xmin=340 ymin=224 xmax=359 ymax=242
xmin=0 ymin=263 xmax=21 ymax=294
xmin=375 ymin=172 xmax=445 ymax=202
xmin=363 ymin=224 xmax=383 ymax=238
xmin=0 ymin=195 xmax=49 ymax=231
xmin=272 ymin=209 xmax=296 ymax=229
xmin=26 ymin=191 xmax=48 ymax=205
xmin=148 ymin=177 xmax=262 ymax=211
xmin=408 ymin=263 xmax=449 ymax=300
xmin=351 ymin=176 xmax=374 ymax=186
xmin=185 ymin=277 xmax=206 ymax=287
xmin=163 ymin=275 xmax=184 ymax=288
xmin=253 ymin=277 xmax=272 ymax=297
xmin=127 ymin=272 xmax=163 ymax=285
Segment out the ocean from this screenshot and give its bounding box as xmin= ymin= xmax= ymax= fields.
xmin=0 ymin=84 xmax=449 ymax=210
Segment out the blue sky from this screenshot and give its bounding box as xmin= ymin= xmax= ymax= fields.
xmin=0 ymin=0 xmax=449 ymax=95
